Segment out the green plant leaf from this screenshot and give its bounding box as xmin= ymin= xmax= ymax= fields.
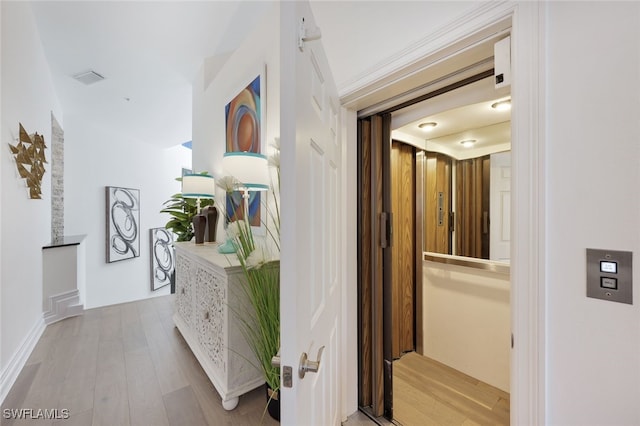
xmin=159 ymin=175 xmax=215 ymax=242
xmin=167 ymin=211 xmax=191 ymax=221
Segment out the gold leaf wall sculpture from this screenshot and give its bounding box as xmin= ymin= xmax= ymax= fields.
xmin=8 ymin=123 xmax=48 ymax=199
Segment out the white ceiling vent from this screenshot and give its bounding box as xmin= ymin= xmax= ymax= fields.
xmin=72 ymin=70 xmax=105 ymax=85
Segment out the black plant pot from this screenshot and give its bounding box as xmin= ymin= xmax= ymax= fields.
xmin=265 ymin=384 xmax=280 ymax=421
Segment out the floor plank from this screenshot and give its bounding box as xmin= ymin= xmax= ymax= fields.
xmin=163 ymin=385 xmax=208 ymax=426
xmin=57 ymin=331 xmax=99 ymax=416
xmin=92 ymin=340 xmax=130 ymax=426
xmin=2 ymin=295 xmax=287 ymax=425
xmin=0 ymin=363 xmax=41 ymax=426
xmin=124 ymin=346 xmax=170 ymax=426
xmin=139 ymin=310 xmax=191 ymax=396
xmin=121 ymin=302 xmax=149 ymax=354
xmin=393 ymin=352 xmax=510 ymax=426
xmin=98 ymin=305 xmax=123 ymax=342
xmin=53 ymin=409 xmax=93 ymax=426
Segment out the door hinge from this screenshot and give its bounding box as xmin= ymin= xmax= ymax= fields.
xmin=511 ymin=333 xmax=514 ymax=348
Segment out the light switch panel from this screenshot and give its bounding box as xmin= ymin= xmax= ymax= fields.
xmin=587 ymin=248 xmax=633 ymax=304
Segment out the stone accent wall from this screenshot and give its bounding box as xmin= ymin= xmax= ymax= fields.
xmin=51 ymin=112 xmax=64 ymax=241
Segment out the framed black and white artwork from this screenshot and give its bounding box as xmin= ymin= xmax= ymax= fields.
xmin=150 ymin=228 xmax=174 ymax=291
xmin=106 ymin=186 xmax=140 ymax=263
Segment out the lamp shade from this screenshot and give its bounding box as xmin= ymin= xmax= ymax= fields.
xmin=181 ymin=174 xmax=215 ymax=199
xmin=222 ymin=152 xmax=269 ymax=191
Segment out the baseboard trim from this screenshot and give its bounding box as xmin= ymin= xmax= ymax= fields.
xmin=0 ymin=317 xmax=45 ymax=405
xmin=43 ymin=289 xmax=84 ymax=325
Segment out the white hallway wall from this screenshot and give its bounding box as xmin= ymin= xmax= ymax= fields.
xmin=64 ymin=115 xmax=191 ymax=309
xmin=192 ymin=1 xmax=280 ymax=236
xmin=545 ymin=2 xmax=640 ymax=424
xmin=0 ymin=1 xmax=62 ymax=380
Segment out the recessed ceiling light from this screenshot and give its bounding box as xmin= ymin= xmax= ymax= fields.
xmin=491 ymin=99 xmax=511 ymax=111
xmin=72 ymin=70 xmax=105 ymax=85
xmin=460 ymin=139 xmax=476 ymax=148
xmin=418 ymin=122 xmax=437 ymax=132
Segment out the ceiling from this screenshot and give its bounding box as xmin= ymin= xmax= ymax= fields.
xmin=30 ymin=1 xmax=271 ymax=148
xmin=27 ymin=1 xmax=479 ymax=149
xmin=392 ymin=96 xmax=511 ymax=160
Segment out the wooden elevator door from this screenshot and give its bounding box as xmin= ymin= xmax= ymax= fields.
xmin=424 ymin=152 xmax=452 ymax=255
xmin=391 ymin=141 xmax=415 ymax=359
xmin=455 ymin=155 xmax=491 ymax=259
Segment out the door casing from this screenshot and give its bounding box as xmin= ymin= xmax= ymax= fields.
xmin=343 ymin=3 xmax=545 ymax=425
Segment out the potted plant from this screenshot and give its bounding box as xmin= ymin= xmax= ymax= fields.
xmin=227 ymin=219 xmax=280 ymax=420
xmin=221 ymin=140 xmax=281 ymax=420
xmin=161 ymin=174 xmax=215 ymax=242
xmin=160 ymin=173 xmax=214 ymax=291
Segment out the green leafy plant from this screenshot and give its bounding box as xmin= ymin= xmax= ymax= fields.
xmin=228 ymin=219 xmax=280 ymax=393
xmin=160 ymin=174 xmax=214 ymax=242
xmin=221 ymin=139 xmax=281 ymax=399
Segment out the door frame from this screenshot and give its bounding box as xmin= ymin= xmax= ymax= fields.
xmin=341 ymin=2 xmax=545 ymax=424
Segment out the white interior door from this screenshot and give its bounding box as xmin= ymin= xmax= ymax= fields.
xmin=279 ymin=1 xmax=343 ymax=425
xmin=490 ymin=151 xmax=511 ymax=261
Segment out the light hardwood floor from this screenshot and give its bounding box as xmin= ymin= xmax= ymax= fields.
xmin=392 ymin=352 xmax=510 ymax=426
xmin=2 ymin=295 xmax=280 ymax=426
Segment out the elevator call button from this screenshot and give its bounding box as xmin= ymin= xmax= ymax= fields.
xmin=600 ymin=277 xmax=618 ymax=290
xmin=600 ymin=261 xmax=618 ymax=274
xmin=587 ymin=248 xmax=633 ymax=305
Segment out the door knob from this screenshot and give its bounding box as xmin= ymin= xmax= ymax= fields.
xmin=299 ymin=346 xmax=325 ymax=379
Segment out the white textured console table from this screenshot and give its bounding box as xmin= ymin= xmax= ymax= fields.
xmin=173 ymin=242 xmax=263 ymax=410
